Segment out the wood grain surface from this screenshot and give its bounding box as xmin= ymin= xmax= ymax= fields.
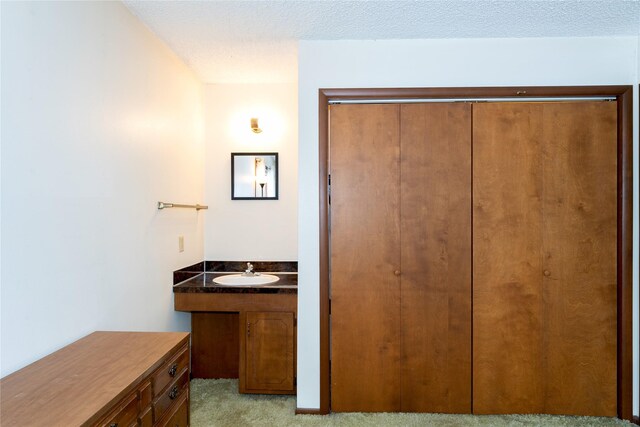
xmin=158 ymin=392 xmax=189 ymax=427
xmin=0 ymin=331 xmax=189 ymax=426
xmin=473 ymin=102 xmax=545 ymax=414
xmin=175 ymin=292 xmax=297 ymax=313
xmin=473 ymin=101 xmax=617 ymax=416
xmin=330 ymin=103 xmax=402 ymax=412
xmin=399 ymin=103 xmax=472 ymax=413
xmin=244 ymin=311 xmax=295 ymax=393
xmin=540 ymin=101 xmax=617 ymax=416
xmin=191 ymin=312 xmax=240 ymax=379
xmin=153 ymin=368 xmax=189 ymax=421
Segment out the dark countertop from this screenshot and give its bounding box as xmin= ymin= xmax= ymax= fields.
xmin=173 ymin=272 xmax=297 ymax=294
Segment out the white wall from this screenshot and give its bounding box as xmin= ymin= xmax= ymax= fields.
xmin=298 ymin=37 xmax=639 ymax=410
xmin=0 ymin=1 xmax=204 ymax=376
xmin=204 ymin=84 xmax=297 ymax=261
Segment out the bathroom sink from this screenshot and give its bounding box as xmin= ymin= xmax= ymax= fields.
xmin=212 ymin=274 xmax=280 ymax=286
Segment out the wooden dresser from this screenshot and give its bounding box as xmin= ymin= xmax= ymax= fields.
xmin=0 ymin=331 xmax=190 ymax=426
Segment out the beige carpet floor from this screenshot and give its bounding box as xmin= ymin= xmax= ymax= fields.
xmin=190 ymin=379 xmax=631 ymax=427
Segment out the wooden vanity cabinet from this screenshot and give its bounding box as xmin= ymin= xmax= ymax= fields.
xmin=175 ymin=292 xmax=297 ymax=395
xmin=191 ymin=312 xmax=240 ymax=379
xmin=240 ymin=311 xmax=295 ymax=394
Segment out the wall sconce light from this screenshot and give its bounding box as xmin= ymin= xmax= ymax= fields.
xmin=250 ymin=117 xmax=262 ymax=134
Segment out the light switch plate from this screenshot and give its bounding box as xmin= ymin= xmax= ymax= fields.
xmin=178 ymin=236 xmax=184 ymax=252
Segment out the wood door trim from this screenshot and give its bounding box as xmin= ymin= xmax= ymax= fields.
xmin=318 ymin=85 xmax=633 ymax=420
xmin=617 ymin=85 xmax=633 ymax=421
xmin=320 ymin=86 xmax=631 ymax=100
xmin=318 ymin=90 xmax=330 ymax=415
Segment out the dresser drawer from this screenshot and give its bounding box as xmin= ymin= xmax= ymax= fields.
xmin=158 ymin=393 xmax=189 ymax=427
xmin=153 ymin=345 xmax=189 ymax=396
xmin=139 ymin=406 xmax=153 ymax=427
xmin=100 ymin=391 xmax=138 ymax=427
xmin=139 ymin=380 xmax=152 ymax=408
xmin=154 ymin=369 xmax=189 ymax=421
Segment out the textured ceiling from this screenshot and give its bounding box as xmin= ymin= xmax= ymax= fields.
xmin=123 ymin=1 xmax=640 ymax=84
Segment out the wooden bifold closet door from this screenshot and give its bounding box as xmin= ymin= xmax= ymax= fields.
xmin=329 ymin=99 xmax=617 ymax=416
xmin=330 ymin=102 xmax=472 ymax=413
xmin=329 ymin=103 xmax=402 ymax=412
xmin=472 ymin=101 xmax=617 ymax=416
xmin=400 ymin=103 xmax=471 ymax=413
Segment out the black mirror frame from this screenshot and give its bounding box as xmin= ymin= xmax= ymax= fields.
xmin=231 ymin=152 xmax=279 ymax=200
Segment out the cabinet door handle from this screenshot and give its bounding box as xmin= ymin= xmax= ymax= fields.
xmin=394 ymin=270 xmax=401 ymax=276
xmin=168 ymin=385 xmax=179 ymax=400
xmin=168 ymin=363 xmax=178 ymax=377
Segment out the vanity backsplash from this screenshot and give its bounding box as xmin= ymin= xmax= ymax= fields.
xmin=173 ymin=261 xmax=297 ymax=285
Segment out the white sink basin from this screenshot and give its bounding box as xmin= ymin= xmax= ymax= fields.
xmin=212 ymin=274 xmax=280 ymax=286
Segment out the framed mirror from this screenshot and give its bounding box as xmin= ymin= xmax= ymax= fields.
xmin=231 ymin=152 xmax=279 ymax=200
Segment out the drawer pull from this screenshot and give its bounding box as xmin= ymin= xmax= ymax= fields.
xmin=168 ymin=363 xmax=178 ymax=377
xmin=168 ymin=385 xmax=179 ymax=400
xmin=109 ymin=424 xmax=118 ymax=427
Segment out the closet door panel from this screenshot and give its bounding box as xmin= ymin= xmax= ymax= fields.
xmin=400 ymin=103 xmax=472 ymax=413
xmin=473 ymin=103 xmax=545 ymax=414
xmin=474 ymin=101 xmax=618 ymax=416
xmin=329 ymin=104 xmax=401 ymax=412
xmin=541 ymin=102 xmax=617 ymax=416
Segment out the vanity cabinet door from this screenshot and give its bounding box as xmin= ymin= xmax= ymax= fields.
xmin=243 ymin=311 xmax=295 ymax=393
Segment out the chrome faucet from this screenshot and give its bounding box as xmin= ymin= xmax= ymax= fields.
xmin=244 ymin=262 xmax=254 ymax=276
